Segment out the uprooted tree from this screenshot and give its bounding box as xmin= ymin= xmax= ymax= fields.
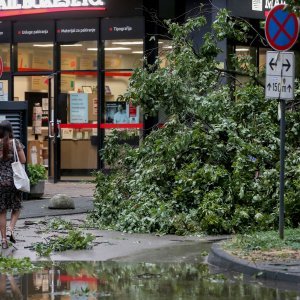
xmin=88 ymin=7 xmax=300 ymax=235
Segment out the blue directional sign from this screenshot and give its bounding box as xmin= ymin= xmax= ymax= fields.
xmin=265 ymin=4 xmax=299 ymax=51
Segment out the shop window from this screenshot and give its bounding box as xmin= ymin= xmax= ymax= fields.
xmin=14 ymin=75 xmax=51 ymax=166
xmin=158 ymin=39 xmax=172 ymax=67
xmin=18 ymin=43 xmax=53 ymax=72
xmin=157 ymin=40 xmax=172 ymax=124
xmin=104 ymin=39 xmax=143 ymax=69
xmin=59 ymin=71 xmax=98 ymax=175
xmin=0 ymin=43 xmax=10 ymax=71
xmin=104 ymin=71 xmax=140 ymax=124
xmin=103 ymin=41 xmax=143 ymax=169
xmin=0 ymin=80 xmax=8 ymax=101
xmin=235 ymin=46 xmax=257 ymax=85
xmin=60 ymin=41 xmax=97 ymax=71
xmin=59 ymin=40 xmax=98 ymax=175
xmin=235 ymin=46 xmax=257 ymax=64
xmin=14 ymin=75 xmax=50 ymax=102
xmin=103 ymin=71 xmax=141 ymax=168
xmin=259 ymin=48 xmax=269 ymax=72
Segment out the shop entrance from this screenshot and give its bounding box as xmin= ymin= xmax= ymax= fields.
xmin=48 ymin=71 xmax=96 ymax=182
xmin=48 ymin=74 xmax=60 ymax=182
xmin=9 ymin=18 xmax=146 ymax=182
xmin=14 ymin=75 xmax=59 ymax=181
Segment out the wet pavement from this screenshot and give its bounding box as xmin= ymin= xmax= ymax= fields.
xmin=17 ymin=181 xmax=94 ymax=219
xmin=2 ymin=180 xmax=300 ymax=293
xmin=7 ymin=213 xmax=221 ymax=263
xmin=43 ymin=181 xmax=95 ymax=198
xmin=12 ymin=181 xmax=223 ymax=263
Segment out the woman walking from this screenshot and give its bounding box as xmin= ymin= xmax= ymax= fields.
xmin=0 ymin=120 xmax=26 ymax=249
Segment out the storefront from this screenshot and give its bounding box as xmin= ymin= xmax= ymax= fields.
xmin=2 ymin=0 xmax=292 ymax=182
xmin=0 ymin=0 xmax=175 ymax=181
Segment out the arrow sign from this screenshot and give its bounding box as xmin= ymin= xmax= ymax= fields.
xmin=266 ymin=51 xmax=294 ymax=77
xmin=269 ymin=58 xmax=277 ymax=70
xmin=266 ymin=51 xmax=295 ymax=100
xmin=283 ymin=59 xmax=291 ymax=72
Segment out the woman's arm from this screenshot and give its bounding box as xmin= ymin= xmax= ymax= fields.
xmin=18 ymin=149 xmax=26 ymax=164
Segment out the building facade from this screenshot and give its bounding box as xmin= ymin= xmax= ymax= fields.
xmin=0 ymin=0 xmax=182 ymax=181
xmin=0 ymin=0 xmax=296 ymax=181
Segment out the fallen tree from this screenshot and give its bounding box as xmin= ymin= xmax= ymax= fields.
xmin=89 ymin=8 xmax=300 ymax=235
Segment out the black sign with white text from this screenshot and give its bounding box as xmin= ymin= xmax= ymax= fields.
xmin=0 ymin=21 xmax=11 ymax=43
xmin=228 ymin=0 xmax=286 ymax=19
xmin=14 ymin=21 xmax=55 ymax=43
xmin=101 ymin=17 xmax=144 ymax=40
xmin=56 ymin=19 xmax=99 ymax=42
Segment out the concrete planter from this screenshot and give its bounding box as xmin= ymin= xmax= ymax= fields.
xmin=29 ymin=180 xmax=45 ymax=199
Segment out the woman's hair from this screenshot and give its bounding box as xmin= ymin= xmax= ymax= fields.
xmin=0 ymin=120 xmax=14 ymax=160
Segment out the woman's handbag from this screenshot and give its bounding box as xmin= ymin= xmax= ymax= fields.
xmin=11 ymin=139 xmax=30 ymax=193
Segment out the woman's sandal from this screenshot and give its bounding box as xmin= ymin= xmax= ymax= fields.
xmin=1 ymin=239 xmax=8 ymax=249
xmin=7 ymin=228 xmax=16 ymax=244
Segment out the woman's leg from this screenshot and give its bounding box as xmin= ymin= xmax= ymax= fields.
xmin=8 ymin=275 xmax=22 ymax=299
xmin=9 ymin=209 xmax=20 ymax=232
xmin=0 ymin=274 xmax=6 ymax=297
xmin=0 ymin=210 xmax=7 ymax=241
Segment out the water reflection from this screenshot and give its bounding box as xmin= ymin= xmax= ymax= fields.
xmin=0 ymin=274 xmax=22 ymax=300
xmin=2 ymin=262 xmax=300 ymax=299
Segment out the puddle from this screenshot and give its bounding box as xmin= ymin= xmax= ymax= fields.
xmin=114 ymin=241 xmax=212 ymax=263
xmin=1 ymin=260 xmax=300 ymax=299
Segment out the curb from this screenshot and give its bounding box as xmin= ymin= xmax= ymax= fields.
xmin=208 ymin=242 xmax=300 ymax=283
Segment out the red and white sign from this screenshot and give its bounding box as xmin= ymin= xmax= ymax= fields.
xmin=129 ymin=102 xmax=137 ymax=117
xmin=0 ymin=0 xmax=106 ymax=17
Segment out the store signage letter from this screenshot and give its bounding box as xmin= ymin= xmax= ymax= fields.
xmin=0 ymin=0 xmax=104 ymax=10
xmin=265 ymin=0 xmax=286 ymax=10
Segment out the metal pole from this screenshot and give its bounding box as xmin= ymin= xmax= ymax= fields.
xmin=279 ymin=99 xmax=286 ymax=240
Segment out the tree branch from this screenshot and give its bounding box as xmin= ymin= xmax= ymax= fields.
xmin=215 ymin=67 xmax=265 ymax=88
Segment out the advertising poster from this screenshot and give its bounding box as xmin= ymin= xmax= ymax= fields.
xmin=128 ymin=102 xmax=139 ymax=124
xmin=106 ymin=102 xmax=127 ymax=124
xmin=105 ymin=101 xmax=139 ymax=124
xmin=0 ymin=81 xmax=8 ymax=101
xmin=70 ymin=93 xmax=88 ymax=123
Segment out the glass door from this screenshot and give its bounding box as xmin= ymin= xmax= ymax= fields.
xmin=48 ymin=74 xmax=61 ymax=182
xmin=58 ymin=41 xmax=98 ymax=180
xmin=14 ymin=74 xmax=56 ymax=181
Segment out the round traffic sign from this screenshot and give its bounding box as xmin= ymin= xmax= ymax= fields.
xmin=265 ymin=4 xmax=299 ymax=51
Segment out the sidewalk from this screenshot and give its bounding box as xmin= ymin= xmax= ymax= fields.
xmin=8 ymin=181 xmax=300 ymax=286
xmin=10 ymin=181 xmax=213 ymax=263
xmin=20 ymin=181 xmax=95 ymax=219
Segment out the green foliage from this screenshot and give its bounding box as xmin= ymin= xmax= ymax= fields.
xmin=46 ymin=217 xmax=74 ymax=231
xmin=32 ymin=230 xmax=95 ymax=256
xmin=225 ymin=228 xmax=300 ymax=253
xmin=89 ymin=9 xmax=300 ymax=235
xmin=27 ymin=164 xmax=47 ymax=186
xmin=0 ymin=256 xmax=41 ymax=274
xmin=286 ymin=0 xmax=300 ymax=15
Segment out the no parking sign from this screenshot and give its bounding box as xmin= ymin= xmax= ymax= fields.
xmin=265 ymin=4 xmax=299 ymax=51
xmin=264 ymin=4 xmax=300 ymax=239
